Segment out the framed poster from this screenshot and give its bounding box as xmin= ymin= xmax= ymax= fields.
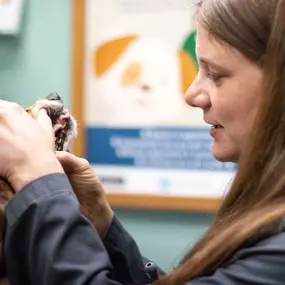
xmin=72 ymin=0 xmax=236 ymax=212
xmin=0 ymin=0 xmax=24 ymax=35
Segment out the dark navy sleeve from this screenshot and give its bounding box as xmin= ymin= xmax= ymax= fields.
xmin=4 ymin=174 xmax=128 ymax=285
xmin=103 ymin=215 xmax=163 ymax=284
xmin=186 ymin=231 xmax=285 ymax=285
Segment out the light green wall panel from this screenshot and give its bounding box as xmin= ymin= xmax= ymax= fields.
xmin=0 ymin=0 xmax=71 ymax=107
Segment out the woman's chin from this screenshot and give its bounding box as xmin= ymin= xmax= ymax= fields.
xmin=211 ymin=143 xmax=239 ymax=163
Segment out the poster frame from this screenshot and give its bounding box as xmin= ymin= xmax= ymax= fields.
xmin=71 ymin=0 xmax=221 ymax=212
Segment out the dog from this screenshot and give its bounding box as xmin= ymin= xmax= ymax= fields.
xmin=0 ymin=92 xmax=77 ymax=207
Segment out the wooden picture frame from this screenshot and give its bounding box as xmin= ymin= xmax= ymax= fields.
xmin=71 ymin=0 xmax=223 ymax=212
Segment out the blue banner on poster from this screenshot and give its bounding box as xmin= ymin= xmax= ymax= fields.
xmin=87 ymin=127 xmax=236 ymax=171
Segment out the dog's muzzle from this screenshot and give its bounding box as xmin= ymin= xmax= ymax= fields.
xmin=26 ymin=92 xmax=77 ymax=152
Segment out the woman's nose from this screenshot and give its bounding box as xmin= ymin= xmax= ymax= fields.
xmin=184 ymin=81 xmax=210 ymax=110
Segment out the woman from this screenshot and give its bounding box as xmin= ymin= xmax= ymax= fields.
xmin=1 ymin=0 xmax=285 ymax=284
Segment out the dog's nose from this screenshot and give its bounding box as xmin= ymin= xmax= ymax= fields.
xmin=46 ymin=92 xmax=61 ymax=101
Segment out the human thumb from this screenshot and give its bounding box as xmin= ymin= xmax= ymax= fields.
xmin=56 ymin=151 xmax=84 ymax=173
xmin=36 ymin=109 xmax=53 ymax=136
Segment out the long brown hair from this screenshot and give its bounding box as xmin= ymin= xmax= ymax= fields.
xmin=154 ymin=0 xmax=285 ymax=284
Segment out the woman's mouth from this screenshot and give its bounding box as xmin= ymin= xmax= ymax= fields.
xmin=210 ymin=124 xmax=224 ymax=138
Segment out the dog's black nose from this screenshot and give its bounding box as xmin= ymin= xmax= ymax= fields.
xmin=46 ymin=92 xmax=61 ymax=101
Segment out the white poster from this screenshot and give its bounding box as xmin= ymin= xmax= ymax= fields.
xmin=0 ymin=0 xmax=24 ymax=35
xmin=84 ymin=0 xmax=235 ymax=198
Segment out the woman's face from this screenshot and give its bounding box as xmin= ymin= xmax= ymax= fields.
xmin=185 ymin=27 xmax=263 ymax=162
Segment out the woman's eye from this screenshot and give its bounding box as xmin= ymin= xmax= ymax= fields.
xmin=207 ymin=71 xmax=222 ymax=83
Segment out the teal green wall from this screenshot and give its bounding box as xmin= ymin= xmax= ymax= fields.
xmin=0 ymin=0 xmax=71 ymax=107
xmin=0 ymin=0 xmax=213 ymax=271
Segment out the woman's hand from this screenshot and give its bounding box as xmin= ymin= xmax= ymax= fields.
xmin=0 ymin=100 xmax=63 ymax=191
xmin=56 ymin=151 xmax=113 ymax=237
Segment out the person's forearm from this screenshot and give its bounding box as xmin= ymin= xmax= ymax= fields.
xmin=4 ymin=173 xmax=126 ymax=285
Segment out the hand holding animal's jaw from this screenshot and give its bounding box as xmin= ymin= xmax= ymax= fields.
xmin=0 ymin=93 xmax=77 ymax=218
xmin=0 ymin=92 xmax=78 ymax=192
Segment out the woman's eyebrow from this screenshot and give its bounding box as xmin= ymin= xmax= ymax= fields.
xmin=199 ymin=56 xmax=231 ymax=73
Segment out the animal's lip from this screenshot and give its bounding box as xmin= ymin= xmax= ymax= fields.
xmin=53 ymin=110 xmax=70 ymax=135
xmin=44 ymin=107 xmax=68 ymax=123
xmin=42 ymin=106 xmax=70 ymax=137
xmin=55 ymin=109 xmax=70 ymax=124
